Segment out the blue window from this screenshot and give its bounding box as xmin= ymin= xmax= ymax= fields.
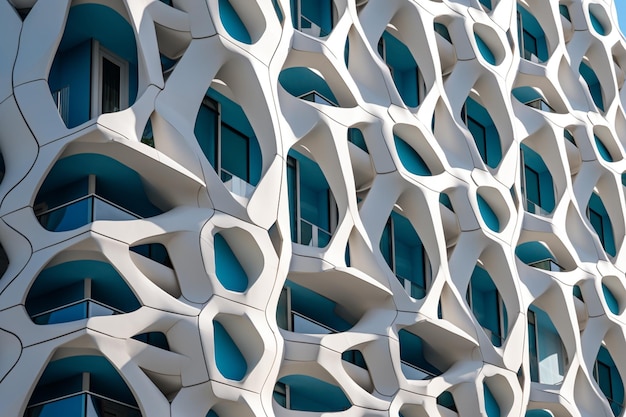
xmin=517 ymin=6 xmax=549 ymax=62
xmin=379 ymin=31 xmax=424 ymax=108
xmin=279 ymin=67 xmax=339 ymax=106
xmin=594 ymin=346 xmax=624 ymax=416
xmin=380 ymin=211 xmax=431 ymax=299
xmin=25 ymin=356 xmax=140 ymax=417
xmin=34 ymin=154 xmax=164 ymax=232
xmin=291 ymin=0 xmax=334 ymax=37
xmin=521 ymin=144 xmax=555 ymax=215
xmin=274 ymin=375 xmax=351 ymax=412
xmin=467 ymin=265 xmax=507 ymax=346
xmin=194 ymin=89 xmax=262 ymax=198
xmin=348 ymin=128 xmax=368 ymax=153
xmin=287 ymin=151 xmax=337 ymax=247
xmin=398 ymin=329 xmax=442 ymax=380
xmin=587 ymin=193 xmax=616 ymax=256
xmin=516 ymin=241 xmax=563 ymax=272
xmin=462 ymin=97 xmax=502 ymax=168
xmin=579 ymin=61 xmax=604 ymax=111
xmin=478 ymin=0 xmax=492 ymax=11
xmin=559 ymin=4 xmax=571 ymax=21
xmin=25 ymin=260 xmax=140 ymax=325
xmin=48 ymin=4 xmax=138 ymax=128
xmin=277 ymin=281 xmax=353 ymax=334
xmin=528 ymin=307 xmax=566 ymax=384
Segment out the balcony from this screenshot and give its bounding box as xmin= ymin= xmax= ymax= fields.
xmin=292 ymin=311 xmax=335 ymax=334
xmin=278 ymin=283 xmax=354 ymax=334
xmin=298 ymin=218 xmax=332 ymax=247
xmin=400 ymin=360 xmax=438 ymax=380
xmin=220 ymin=168 xmax=255 ymax=199
xmin=529 ymin=258 xmax=563 ymax=272
xmin=299 ymin=91 xmax=338 ymax=106
xmin=36 ymin=194 xmax=140 ymax=232
xmin=524 ymin=199 xmax=552 ymax=216
xmin=31 ymin=298 xmax=123 ymax=325
xmin=194 ymin=90 xmax=262 ymax=199
xmin=26 ymin=261 xmax=141 ymax=325
xmin=48 ymin=4 xmax=138 ymax=128
xmin=35 ymin=154 xmax=165 ymax=232
xmin=26 ymin=391 xmax=141 ymax=417
xmin=524 ymin=98 xmax=554 ymax=112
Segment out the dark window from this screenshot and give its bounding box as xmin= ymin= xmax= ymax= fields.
xmin=101 ymin=57 xmax=121 ymax=113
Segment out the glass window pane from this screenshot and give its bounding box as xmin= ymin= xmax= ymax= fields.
xmin=101 ymin=57 xmax=121 ymax=113
xmin=221 ymin=125 xmax=249 ymax=182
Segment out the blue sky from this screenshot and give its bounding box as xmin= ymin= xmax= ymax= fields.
xmin=617 ymin=1 xmax=626 ymax=36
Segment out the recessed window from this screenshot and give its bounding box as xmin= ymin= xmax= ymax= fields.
xmin=380 ymin=211 xmax=431 ymax=299
xmin=287 ymin=151 xmax=337 ymax=247
xmin=462 ymin=97 xmax=502 ymax=168
xmin=528 ymin=306 xmax=567 ymax=384
xmin=378 ymin=31 xmax=424 ymax=107
xmin=517 ymin=6 xmax=548 ymax=62
xmin=291 ymin=0 xmax=335 ymax=37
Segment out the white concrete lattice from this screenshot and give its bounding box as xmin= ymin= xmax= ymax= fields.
xmin=0 ymin=0 xmax=625 ymax=416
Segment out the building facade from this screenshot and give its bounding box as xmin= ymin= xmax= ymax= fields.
xmin=0 ymin=0 xmax=625 ymax=416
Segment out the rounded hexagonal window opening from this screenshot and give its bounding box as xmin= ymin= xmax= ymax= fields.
xmin=26 ymin=260 xmax=140 ymax=325
xmin=273 ymin=374 xmax=351 ymax=412
xmin=277 ymin=281 xmax=356 ymax=333
xmin=527 ymin=305 xmax=568 ymax=385
xmin=467 ymin=264 xmax=508 ymax=347
xmin=34 ymin=153 xmax=167 ymax=232
xmin=26 ymin=355 xmax=141 ymax=416
xmin=286 ymin=149 xmax=338 ymax=248
xmin=213 ymin=313 xmax=264 ymax=382
xmin=380 ymin=209 xmax=432 ymax=300
xmin=48 ymin=3 xmax=139 ymax=128
xmin=194 ymin=84 xmax=263 ymax=199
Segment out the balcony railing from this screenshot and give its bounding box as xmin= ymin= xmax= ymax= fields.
xmin=299 ymin=14 xmax=330 ymax=37
xmin=523 ymin=50 xmax=540 ymax=63
xmin=396 ymin=274 xmax=427 ymax=300
xmin=36 ymin=194 xmax=141 ymax=232
xmin=482 ymin=326 xmax=505 ymax=347
xmin=524 ymin=199 xmax=551 ymax=216
xmin=31 ymin=298 xmax=124 ymax=325
xmin=291 ymin=311 xmax=335 ymax=334
xmin=26 ymin=391 xmax=140 ymax=417
xmin=400 ymin=360 xmax=437 ymax=380
xmin=299 ymin=218 xmax=331 ymax=247
xmin=529 ymin=258 xmax=563 ymax=272
xmin=299 ymin=91 xmax=338 ymax=107
xmin=221 ymin=168 xmax=255 ymax=198
xmin=525 ymin=98 xmax=553 ymax=112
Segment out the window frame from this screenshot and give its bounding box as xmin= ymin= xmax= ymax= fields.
xmin=466 ymin=269 xmax=506 ymax=346
xmin=383 ymin=212 xmax=431 ymax=299
xmin=90 ymin=40 xmax=129 ymax=118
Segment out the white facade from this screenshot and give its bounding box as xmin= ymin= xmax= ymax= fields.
xmin=0 ymin=0 xmax=625 ymax=416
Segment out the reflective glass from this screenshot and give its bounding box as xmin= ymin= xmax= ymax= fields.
xmin=26 ymin=393 xmax=84 ymax=417
xmin=38 ymin=197 xmax=91 ymax=232
xmin=293 ymin=313 xmax=333 ymax=334
xmin=93 ymin=197 xmax=138 ymax=221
